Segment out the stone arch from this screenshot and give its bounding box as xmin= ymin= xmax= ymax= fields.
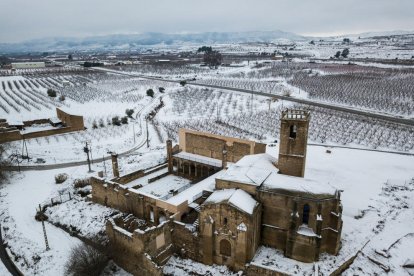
xmin=219 ymin=239 xmax=232 ymax=257
xmin=302 ymin=204 xmax=310 ymax=224
xmin=159 ymin=210 xmax=167 ymax=223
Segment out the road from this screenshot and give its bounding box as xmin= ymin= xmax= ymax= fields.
xmin=92 ymin=67 xmax=414 ymax=127
xmin=0 ymin=227 xmax=22 ymax=276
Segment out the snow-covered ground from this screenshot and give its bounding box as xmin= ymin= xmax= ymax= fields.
xmin=0 ymin=167 xmax=89 ymax=275
xmin=3 ymin=144 xmax=411 ymax=275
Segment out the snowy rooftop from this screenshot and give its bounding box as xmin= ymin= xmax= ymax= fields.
xmin=174 ymin=151 xmax=222 ymax=167
xmin=49 ymin=117 xmax=62 ymax=124
xmin=218 ymin=153 xmax=337 ymax=197
xmin=217 ymin=153 xmax=278 ymax=186
xmin=136 ymin=175 xmax=192 ymax=200
xmin=20 ymin=124 xmax=61 ymax=134
xmin=204 ymin=189 xmax=258 ymax=215
xmin=261 ymin=172 xmax=337 ymax=197
xmin=167 ymin=170 xmax=224 ymax=205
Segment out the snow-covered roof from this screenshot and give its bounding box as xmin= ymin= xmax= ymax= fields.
xmin=261 ymin=173 xmax=337 ymax=197
xmin=7 ymin=119 xmax=24 ymax=126
xmin=218 ymin=153 xmax=337 ymax=197
xmin=203 ymin=189 xmax=258 ymax=215
xmin=217 ymin=153 xmax=278 ymax=186
xmin=167 ymin=170 xmax=224 ymax=205
xmin=49 ymin=117 xmax=62 ymax=124
xmin=174 ymin=151 xmax=222 ymax=167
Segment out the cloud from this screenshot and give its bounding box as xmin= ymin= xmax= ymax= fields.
xmin=0 ymin=0 xmax=413 ymax=42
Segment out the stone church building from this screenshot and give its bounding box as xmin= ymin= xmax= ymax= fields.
xmin=90 ymin=109 xmax=343 ymax=275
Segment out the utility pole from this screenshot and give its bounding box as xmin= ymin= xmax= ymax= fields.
xmin=146 ymin=119 xmax=149 ymax=148
xmin=132 ymin=123 xmax=136 ymax=144
xmin=103 ymin=155 xmax=107 ymax=177
xmin=21 ymin=137 xmax=29 ymax=160
xmin=83 ymin=142 xmax=92 ymax=172
xmin=89 ymin=141 xmax=93 ymax=164
xmin=38 ymin=204 xmax=50 ymax=251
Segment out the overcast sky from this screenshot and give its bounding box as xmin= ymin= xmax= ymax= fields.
xmin=1 ymin=0 xmax=413 ymax=43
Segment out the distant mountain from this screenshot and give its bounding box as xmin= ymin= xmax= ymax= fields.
xmin=0 ymin=30 xmax=306 ymax=53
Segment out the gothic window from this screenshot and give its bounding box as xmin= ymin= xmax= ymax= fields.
xmin=290 ymin=125 xmax=297 ymax=139
xmin=220 ymin=239 xmax=231 ymax=256
xmin=303 ymin=204 xmax=310 ymax=224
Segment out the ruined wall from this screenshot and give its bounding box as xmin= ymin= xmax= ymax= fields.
xmin=56 ymin=108 xmax=84 ymax=130
xmin=171 ymin=221 xmax=201 ymax=262
xmin=0 ymin=108 xmax=85 ymax=144
xmin=91 ymin=177 xmax=188 ymax=223
xmin=178 ymin=129 xmax=265 ymax=163
xmin=106 ymin=219 xmax=170 ymax=275
xmin=0 ymin=129 xmax=21 ymax=143
xmin=246 ymin=265 xmax=290 ymax=276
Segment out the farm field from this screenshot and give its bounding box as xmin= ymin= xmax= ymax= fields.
xmin=1 ymin=58 xmax=414 ymax=166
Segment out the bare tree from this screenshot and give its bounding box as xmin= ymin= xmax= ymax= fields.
xmin=65 ymin=243 xmax=108 ymax=276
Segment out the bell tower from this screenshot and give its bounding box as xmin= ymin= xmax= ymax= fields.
xmin=278 ymin=109 xmax=310 ymax=177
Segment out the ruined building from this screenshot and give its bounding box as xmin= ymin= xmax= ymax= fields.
xmin=90 ymin=109 xmax=343 ymax=275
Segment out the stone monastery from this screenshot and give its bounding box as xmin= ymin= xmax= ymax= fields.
xmin=90 ymin=109 xmax=343 ymax=275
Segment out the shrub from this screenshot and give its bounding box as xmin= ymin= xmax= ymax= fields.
xmin=65 ymin=244 xmax=108 ymax=276
xmin=74 ymin=178 xmax=90 ymax=189
xmin=112 ymin=116 xmax=121 ymax=126
xmin=47 ymin=89 xmax=57 ymax=97
xmin=59 ymin=95 xmax=65 ymax=101
xmin=158 ymin=87 xmax=165 ymax=93
xmin=92 ymin=120 xmax=98 ymax=129
xmin=99 ymin=118 xmax=105 ymax=128
xmin=146 ymin=89 xmax=154 ymax=97
xmin=341 ymin=48 xmax=350 ymax=58
xmin=334 ymin=51 xmax=341 ymax=58
xmin=121 ymin=116 xmax=128 ymax=124
xmin=55 ymin=173 xmax=68 ymax=184
xmin=125 ymin=109 xmax=134 ymax=118
xmin=180 ymin=80 xmax=187 ymax=86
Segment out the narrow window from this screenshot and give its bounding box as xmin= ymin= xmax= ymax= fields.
xmin=220 ymin=239 xmax=231 ymax=256
xmin=303 ymin=204 xmax=310 ymax=224
xmin=223 ymin=217 xmax=228 ymax=225
xmin=290 ymin=125 xmax=297 ymax=139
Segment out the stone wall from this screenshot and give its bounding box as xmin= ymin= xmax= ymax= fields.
xmin=171 ymin=221 xmax=201 ymax=262
xmin=56 ymin=108 xmax=84 ymax=130
xmin=246 ymin=264 xmax=290 ymax=276
xmin=178 ymin=128 xmax=266 ymax=163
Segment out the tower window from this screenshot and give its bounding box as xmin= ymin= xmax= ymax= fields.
xmin=223 ymin=217 xmax=228 ymax=225
xmin=290 ymin=125 xmax=297 ymax=139
xmin=303 ymin=204 xmax=310 ymax=224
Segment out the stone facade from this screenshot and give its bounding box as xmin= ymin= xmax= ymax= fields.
xmin=199 ymin=198 xmax=261 ymax=271
xmin=178 ymin=128 xmax=266 ymax=163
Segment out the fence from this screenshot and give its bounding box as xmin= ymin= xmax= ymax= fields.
xmin=38 ymin=192 xmax=73 ymax=211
